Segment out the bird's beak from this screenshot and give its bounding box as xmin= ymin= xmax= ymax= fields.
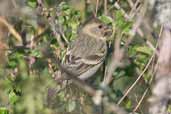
xmin=103 ymin=26 xmax=113 ymax=37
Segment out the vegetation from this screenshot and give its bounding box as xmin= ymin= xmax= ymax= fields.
xmin=0 ymin=0 xmax=166 ymax=114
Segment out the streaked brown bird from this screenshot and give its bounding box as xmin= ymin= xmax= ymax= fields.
xmin=59 ymin=18 xmax=112 ymax=80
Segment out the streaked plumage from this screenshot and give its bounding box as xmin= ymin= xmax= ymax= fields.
xmin=61 ymin=18 xmax=112 ymax=80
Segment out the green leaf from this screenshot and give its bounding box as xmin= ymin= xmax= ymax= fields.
xmin=58 ymin=2 xmax=81 ymax=40
xmin=27 ymin=0 xmax=37 ymax=8
xmin=8 ymin=61 xmax=17 ymax=68
xmin=30 ymin=50 xmax=42 ymax=58
xmin=135 ymin=46 xmax=153 ymax=55
xmin=58 ymin=16 xmax=65 ymax=24
xmin=99 ymin=15 xmax=113 ymax=24
xmin=7 ymin=53 xmax=20 ymax=68
xmin=9 ymin=91 xmax=19 ymax=104
xmin=115 ymin=11 xmax=132 ymax=33
xmin=67 ymin=101 xmax=76 ymax=112
xmin=125 ymin=99 xmax=132 ymax=109
xmin=0 ymin=107 xmax=9 ymax=114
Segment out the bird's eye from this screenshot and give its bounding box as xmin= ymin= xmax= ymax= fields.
xmin=98 ymin=25 xmax=103 ymax=29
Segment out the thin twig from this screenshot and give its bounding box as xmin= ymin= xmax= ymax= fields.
xmin=37 ymin=0 xmax=43 ymax=5
xmin=127 ymin=0 xmax=134 ymax=8
xmin=102 ymin=4 xmax=145 ymax=87
xmin=103 ymin=98 xmax=128 ymax=114
xmin=114 ymin=2 xmax=144 ymax=37
xmin=102 ymin=33 xmax=123 ymax=86
xmin=117 ymin=26 xmax=163 ymax=105
xmin=133 ymin=88 xmax=149 ymax=112
xmin=146 ymin=40 xmax=159 ymax=56
xmin=95 ymin=0 xmax=99 ymax=17
xmin=117 ymin=53 xmax=155 ymax=105
xmin=129 ymin=0 xmax=141 ymax=18
xmin=104 ymin=0 xmax=108 ymax=15
xmin=114 ymin=2 xmax=130 ymax=19
xmin=11 ymin=0 xmax=17 ymax=8
xmin=0 ymin=16 xmax=22 ymax=43
xmin=133 ymin=65 xmax=156 ymax=112
xmin=32 ymin=27 xmax=48 ymax=43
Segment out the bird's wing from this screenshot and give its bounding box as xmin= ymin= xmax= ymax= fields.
xmin=81 ymin=52 xmax=106 ymax=64
xmin=63 ymin=51 xmax=106 ymax=77
xmin=62 ymin=35 xmax=107 ymax=79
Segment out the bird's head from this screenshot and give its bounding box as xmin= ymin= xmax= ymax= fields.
xmin=81 ymin=18 xmax=113 ymax=40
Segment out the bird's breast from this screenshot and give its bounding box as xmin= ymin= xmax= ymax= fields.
xmin=70 ymin=36 xmax=107 ymax=58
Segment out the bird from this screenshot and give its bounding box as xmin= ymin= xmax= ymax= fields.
xmin=56 ymin=18 xmax=112 ymax=81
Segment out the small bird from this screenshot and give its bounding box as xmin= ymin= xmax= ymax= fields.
xmin=58 ymin=18 xmax=112 ymax=80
